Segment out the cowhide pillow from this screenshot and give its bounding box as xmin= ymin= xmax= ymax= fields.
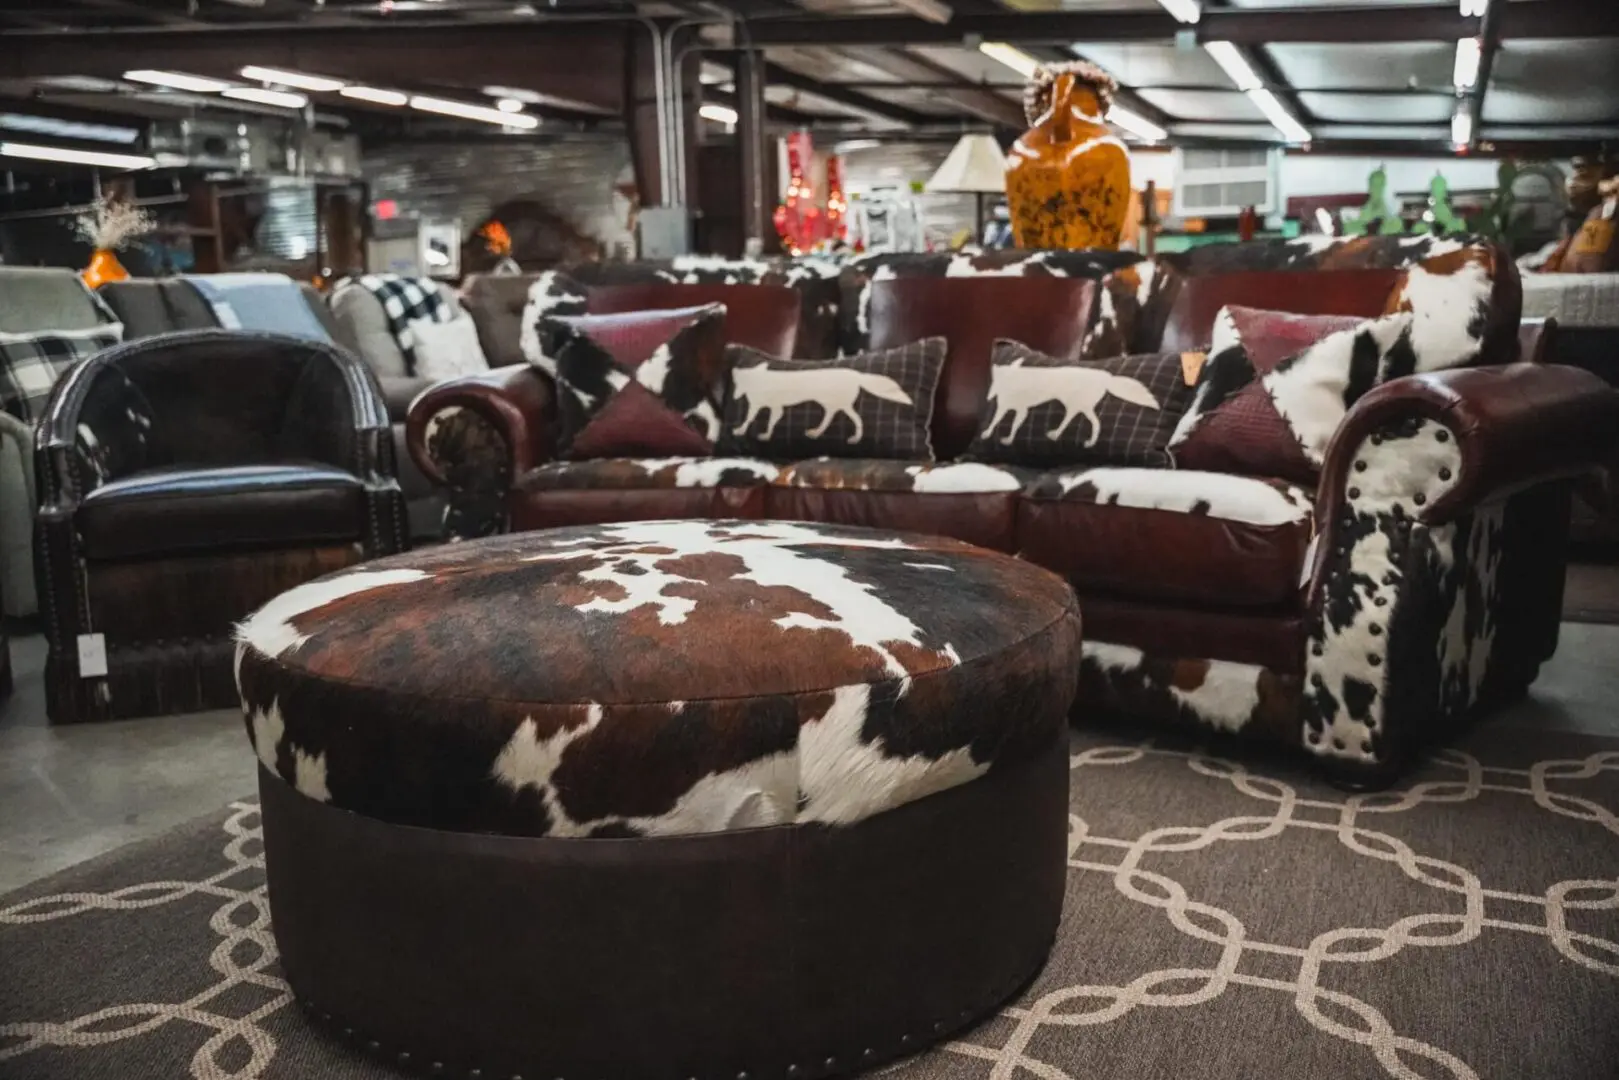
xmin=540 ymin=304 xmax=729 ymax=460
xmin=1381 ymin=244 xmax=1502 ymax=369
xmin=1169 ymin=305 xmax=1416 ymax=483
xmin=721 ymin=338 xmax=947 ymax=461
xmin=517 ymin=270 xmax=590 ymax=368
xmin=965 ymin=341 xmax=1193 ymax=468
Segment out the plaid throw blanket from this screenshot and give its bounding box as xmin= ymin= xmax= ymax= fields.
xmin=0 ymin=324 xmax=124 ymax=424
xmin=345 ymin=274 xmax=454 ymax=376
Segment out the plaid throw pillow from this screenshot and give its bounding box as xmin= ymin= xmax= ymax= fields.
xmin=720 ymin=339 xmax=947 ymax=461
xmin=350 ymin=274 xmax=455 ymax=376
xmin=966 ymin=341 xmax=1194 ymax=468
xmin=1169 ymin=305 xmax=1415 ymax=482
xmin=540 ymin=304 xmax=729 ymax=460
xmin=0 ymin=324 xmax=123 ymax=424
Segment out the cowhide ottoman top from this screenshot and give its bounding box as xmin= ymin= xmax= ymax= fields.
xmin=236 ymin=519 xmax=1082 ymax=838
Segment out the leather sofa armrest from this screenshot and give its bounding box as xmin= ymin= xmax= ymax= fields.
xmin=376 ymin=374 xmax=434 ymax=422
xmin=404 ymin=363 xmax=553 ymax=489
xmin=1306 ymin=363 xmax=1619 ymax=599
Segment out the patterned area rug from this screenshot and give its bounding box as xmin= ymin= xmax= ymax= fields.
xmin=3 ymin=725 xmax=1618 ymax=1080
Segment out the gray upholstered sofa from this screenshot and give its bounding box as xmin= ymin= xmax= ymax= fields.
xmin=0 ymin=267 xmax=117 ymax=619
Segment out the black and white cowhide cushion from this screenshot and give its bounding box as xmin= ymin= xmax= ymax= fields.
xmin=235 ymin=520 xmax=1081 ymax=838
xmin=721 ymin=339 xmax=947 ymax=461
xmin=1168 ymin=305 xmax=1419 ymax=483
xmin=965 ymin=341 xmax=1193 ymax=468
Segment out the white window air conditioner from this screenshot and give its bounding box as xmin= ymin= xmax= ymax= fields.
xmin=1171 ymin=147 xmax=1281 ymax=219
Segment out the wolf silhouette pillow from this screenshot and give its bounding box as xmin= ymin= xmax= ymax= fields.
xmin=965 ymin=342 xmax=1194 ymax=468
xmin=721 ymin=339 xmax=947 ymax=461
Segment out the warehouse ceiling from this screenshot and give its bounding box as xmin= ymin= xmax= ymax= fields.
xmin=0 ymin=0 xmax=1614 ymax=156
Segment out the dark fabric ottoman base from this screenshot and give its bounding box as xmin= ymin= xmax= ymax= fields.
xmin=261 ymin=731 xmax=1069 ymax=1080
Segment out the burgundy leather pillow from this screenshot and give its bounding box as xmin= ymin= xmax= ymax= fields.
xmin=1169 ymin=305 xmax=1412 ymax=482
xmin=867 ymin=275 xmax=1096 ymax=460
xmin=589 ymin=282 xmax=801 ymax=358
xmin=539 ymin=304 xmax=729 ymax=460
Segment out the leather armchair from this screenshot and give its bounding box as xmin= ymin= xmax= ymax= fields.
xmin=34 ymin=329 xmax=408 ymax=724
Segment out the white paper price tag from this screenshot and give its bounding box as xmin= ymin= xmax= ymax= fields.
xmin=76 ymin=633 xmax=108 ymax=678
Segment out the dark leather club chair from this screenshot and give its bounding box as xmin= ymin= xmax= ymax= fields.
xmin=33 ymin=329 xmax=408 ymax=724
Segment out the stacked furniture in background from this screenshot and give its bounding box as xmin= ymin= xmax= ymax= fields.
xmin=409 ymin=236 xmax=1618 ymax=782
xmin=327 ymin=275 xmax=477 ymax=541
xmin=0 ymin=267 xmax=124 ymax=620
xmin=34 ymin=329 xmax=406 ymax=723
xmin=99 ymin=277 xmax=339 ymax=341
xmin=1520 ymin=271 xmax=1619 ymax=545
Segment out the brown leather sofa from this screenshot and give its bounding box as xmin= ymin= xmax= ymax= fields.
xmin=411 ymin=238 xmax=1619 ymax=782
xmin=34 ymin=329 xmax=408 ymax=723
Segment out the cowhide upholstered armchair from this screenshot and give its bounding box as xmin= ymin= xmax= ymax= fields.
xmin=34 ymin=329 xmax=407 ymax=724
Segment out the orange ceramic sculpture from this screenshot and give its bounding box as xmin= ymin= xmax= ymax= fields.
xmin=81 ymin=249 xmax=130 ymax=289
xmin=1005 ymin=62 xmax=1132 ymax=251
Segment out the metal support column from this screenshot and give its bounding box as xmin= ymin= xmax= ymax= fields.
xmin=735 ymin=48 xmax=771 ymax=254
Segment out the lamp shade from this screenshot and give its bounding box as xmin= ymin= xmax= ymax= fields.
xmin=925 ymin=133 xmax=1008 ymax=194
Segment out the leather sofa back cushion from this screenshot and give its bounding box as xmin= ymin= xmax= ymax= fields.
xmin=1158 ymin=269 xmax=1403 ymax=353
xmin=867 ymin=275 xmax=1096 ymax=460
xmin=588 ymin=283 xmax=802 ymax=358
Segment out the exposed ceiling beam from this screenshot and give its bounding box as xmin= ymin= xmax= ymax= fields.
xmin=740 ymin=3 xmax=1619 ymax=48
xmin=827 ymin=47 xmax=1022 ymax=128
xmin=1463 ymin=0 xmax=1505 ymax=148
xmin=705 ymin=86 xmax=821 ymax=127
xmin=762 ymin=61 xmax=936 ymax=127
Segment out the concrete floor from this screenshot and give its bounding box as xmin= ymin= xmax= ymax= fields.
xmin=1 ymin=623 xmax=1616 ymax=896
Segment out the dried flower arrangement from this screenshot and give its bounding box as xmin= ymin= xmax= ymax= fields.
xmin=73 ymin=195 xmax=155 ymax=251
xmin=1022 ymin=60 xmax=1119 ymax=125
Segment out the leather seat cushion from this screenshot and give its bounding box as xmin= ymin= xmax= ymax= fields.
xmin=1018 ymin=467 xmax=1314 ymax=609
xmin=766 ymin=459 xmax=1039 ymax=553
xmin=78 ymin=464 xmax=366 ymax=561
xmin=235 ymin=519 xmax=1082 ymax=836
xmin=517 ymin=457 xmax=781 ymax=492
xmin=509 ymin=449 xmax=778 ymax=533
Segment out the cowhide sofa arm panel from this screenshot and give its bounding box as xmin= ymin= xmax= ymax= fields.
xmin=405 ymin=364 xmax=554 ymax=540
xmin=1296 ymin=363 xmax=1619 ymax=779
xmin=1315 ymin=363 xmax=1619 ymax=540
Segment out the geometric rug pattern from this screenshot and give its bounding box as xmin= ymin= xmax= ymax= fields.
xmin=4 ymin=728 xmax=1618 ymax=1080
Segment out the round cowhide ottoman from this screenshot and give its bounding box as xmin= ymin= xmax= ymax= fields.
xmin=236 ymin=519 xmax=1081 ymax=1080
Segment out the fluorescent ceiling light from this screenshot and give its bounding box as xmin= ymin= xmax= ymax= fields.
xmin=222 ymin=87 xmax=308 ymax=109
xmin=1155 ymin=0 xmax=1201 ymax=23
xmin=1247 ymin=87 xmax=1311 ymax=144
xmin=1203 ymin=41 xmax=1260 ymax=92
xmin=0 ymin=113 xmax=140 ymax=145
xmin=1108 ymin=105 xmax=1167 ymax=143
xmin=0 ymin=141 xmax=155 ymax=170
xmin=409 ymin=95 xmax=540 ymax=129
xmin=340 ymin=86 xmax=408 ymax=107
xmin=699 ymin=103 xmax=739 ymax=125
xmin=979 ymin=42 xmax=1041 ymax=80
xmin=239 ymin=66 xmax=345 ymax=93
xmin=1459 ymin=0 xmax=1488 ymax=16
xmin=1453 ymin=37 xmax=1482 ymax=90
xmin=1451 ymin=107 xmax=1473 ymax=147
xmin=124 ymin=70 xmax=232 ymax=93
xmin=495 ymin=99 xmax=525 ymax=114
xmin=834 ymin=138 xmax=882 ymax=154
